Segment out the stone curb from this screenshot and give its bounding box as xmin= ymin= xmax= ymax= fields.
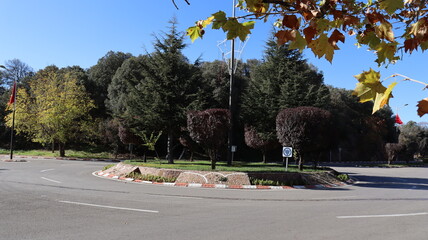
xmin=93 ymin=170 xmax=350 ymax=190
xmin=1 ymin=155 xmax=121 ymax=163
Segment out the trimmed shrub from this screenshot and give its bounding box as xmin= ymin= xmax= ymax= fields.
xmin=276 ymin=106 xmax=332 ymax=170
xmin=187 ymin=109 xmax=230 ymax=169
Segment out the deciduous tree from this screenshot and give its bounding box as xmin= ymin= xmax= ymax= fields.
xmin=187 ymin=109 xmax=230 ymax=169
xmin=276 ymin=106 xmax=332 ymax=170
xmin=5 ymin=66 xmax=95 ymax=157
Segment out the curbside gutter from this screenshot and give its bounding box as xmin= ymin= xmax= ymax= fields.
xmin=93 ymin=170 xmax=351 ymax=191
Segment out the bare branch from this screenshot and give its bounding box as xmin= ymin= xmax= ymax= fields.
xmin=172 ymin=0 xmax=179 ymax=9
xmin=171 ymin=0 xmax=190 ymax=9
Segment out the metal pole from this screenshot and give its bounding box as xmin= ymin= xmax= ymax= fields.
xmin=227 ymin=0 xmax=237 ymax=166
xmin=9 ymin=81 xmax=16 ymax=160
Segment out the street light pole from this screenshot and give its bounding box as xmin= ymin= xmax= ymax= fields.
xmin=9 ymin=80 xmax=17 ymax=160
xmin=227 ymin=0 xmax=237 ymax=166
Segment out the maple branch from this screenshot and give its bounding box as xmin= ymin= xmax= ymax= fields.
xmin=236 ymin=11 xmax=293 ymax=20
xmin=388 ymin=73 xmax=428 ymax=90
xmin=262 ymin=0 xmax=294 ymax=9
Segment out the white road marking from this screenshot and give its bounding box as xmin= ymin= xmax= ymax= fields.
xmin=337 ymin=212 xmax=428 ymax=219
xmin=41 ymin=177 xmax=62 ymax=184
xmin=59 ymin=200 xmax=159 ymax=213
xmin=40 ymin=169 xmax=55 ymax=173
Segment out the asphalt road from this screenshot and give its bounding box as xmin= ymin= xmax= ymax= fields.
xmin=1 ymin=158 xmax=428 ymax=240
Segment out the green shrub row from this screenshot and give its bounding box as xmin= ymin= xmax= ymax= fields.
xmin=336 ymin=174 xmax=350 ymax=182
xmin=250 ymin=178 xmax=305 ymax=186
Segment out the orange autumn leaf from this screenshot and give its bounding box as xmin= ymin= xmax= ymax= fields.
xmin=417 ymin=98 xmax=428 ymax=117
xmin=275 ymin=30 xmax=296 ymax=45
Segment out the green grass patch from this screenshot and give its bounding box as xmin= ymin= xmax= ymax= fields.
xmin=250 ymin=177 xmax=305 ymax=186
xmin=102 ymin=164 xmax=116 ymax=171
xmin=0 ymin=149 xmax=112 ymax=159
xmin=124 ymin=159 xmax=323 ymax=172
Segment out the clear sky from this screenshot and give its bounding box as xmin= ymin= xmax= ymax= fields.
xmin=0 ymin=0 xmax=427 ymax=123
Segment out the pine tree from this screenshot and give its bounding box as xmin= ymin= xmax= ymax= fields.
xmin=241 ymin=35 xmax=330 ymax=161
xmin=114 ymin=19 xmax=202 ymax=164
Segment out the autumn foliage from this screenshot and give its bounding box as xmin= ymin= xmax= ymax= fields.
xmin=186 ymin=109 xmax=230 ymax=169
xmin=188 ymin=0 xmax=428 ymax=116
xmin=276 ymin=106 xmax=332 ymax=170
xmin=244 ymin=126 xmax=280 ymax=163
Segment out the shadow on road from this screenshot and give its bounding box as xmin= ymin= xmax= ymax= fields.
xmin=352 ymin=175 xmax=428 ymax=190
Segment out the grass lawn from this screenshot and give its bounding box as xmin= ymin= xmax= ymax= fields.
xmin=0 ymin=149 xmax=112 ymax=159
xmin=124 ymin=159 xmax=324 ymax=172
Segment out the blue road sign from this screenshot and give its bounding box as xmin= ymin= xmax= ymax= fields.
xmin=282 ymin=147 xmax=293 ymax=157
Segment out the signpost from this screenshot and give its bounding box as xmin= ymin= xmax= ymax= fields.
xmin=282 ymin=147 xmax=292 ymax=171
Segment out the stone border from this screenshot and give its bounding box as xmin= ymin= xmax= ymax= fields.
xmin=93 ymin=170 xmax=350 ymax=190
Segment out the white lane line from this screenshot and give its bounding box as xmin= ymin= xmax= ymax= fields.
xmin=41 ymin=177 xmax=62 ymax=184
xmin=58 ymin=200 xmax=159 ymax=213
xmin=337 ymin=212 xmax=428 ymax=219
xmin=40 ymin=169 xmax=55 ymax=173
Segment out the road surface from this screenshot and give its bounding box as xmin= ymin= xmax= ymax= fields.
xmin=1 ymin=158 xmax=427 ymax=240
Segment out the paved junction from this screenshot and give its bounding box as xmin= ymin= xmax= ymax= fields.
xmin=1 ymin=158 xmax=427 ymax=240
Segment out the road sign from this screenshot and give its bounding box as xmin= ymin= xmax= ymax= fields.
xmin=282 ymin=147 xmax=293 ymax=157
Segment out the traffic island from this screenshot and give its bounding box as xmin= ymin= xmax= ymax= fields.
xmin=97 ymin=162 xmax=349 ymax=190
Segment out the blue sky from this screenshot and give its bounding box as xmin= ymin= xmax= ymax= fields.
xmin=0 ymin=0 xmax=427 ymax=123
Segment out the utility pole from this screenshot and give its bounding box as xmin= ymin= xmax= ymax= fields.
xmin=9 ymin=80 xmax=17 ymax=160
xmin=227 ymin=0 xmax=237 ymax=166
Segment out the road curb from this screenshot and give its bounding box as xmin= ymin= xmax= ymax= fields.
xmin=93 ymin=170 xmax=350 ymax=190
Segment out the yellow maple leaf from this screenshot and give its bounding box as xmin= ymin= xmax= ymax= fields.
xmin=375 ymin=22 xmax=394 ymax=42
xmin=308 ymin=33 xmax=335 ymax=63
xmin=373 ymin=81 xmax=397 ymax=113
xmin=379 ymin=0 xmax=404 ymax=14
xmin=353 ymin=69 xmax=385 ymax=103
xmin=289 ymin=31 xmax=307 ymax=52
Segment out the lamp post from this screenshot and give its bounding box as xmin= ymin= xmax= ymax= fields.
xmin=227 ymin=0 xmax=237 ymax=166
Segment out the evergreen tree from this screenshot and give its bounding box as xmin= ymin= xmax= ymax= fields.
xmin=87 ymin=51 xmax=132 ymax=118
xmin=198 ymin=59 xmax=253 ymax=109
xmin=111 ymin=19 xmax=202 ymax=164
xmin=107 ymin=56 xmax=147 ymax=118
xmin=241 ymin=36 xmax=330 ymax=161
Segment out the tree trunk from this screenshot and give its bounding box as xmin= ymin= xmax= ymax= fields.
xmin=262 ymin=151 xmax=267 ymax=164
xmin=298 ymin=152 xmax=304 ymax=171
xmin=52 ymin=141 xmax=55 ymax=153
xmin=178 ymin=149 xmax=185 ymax=160
xmin=59 ymin=142 xmax=65 ymax=157
xmin=167 ymin=131 xmax=174 ymax=164
xmin=211 ymin=151 xmax=217 ymax=170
